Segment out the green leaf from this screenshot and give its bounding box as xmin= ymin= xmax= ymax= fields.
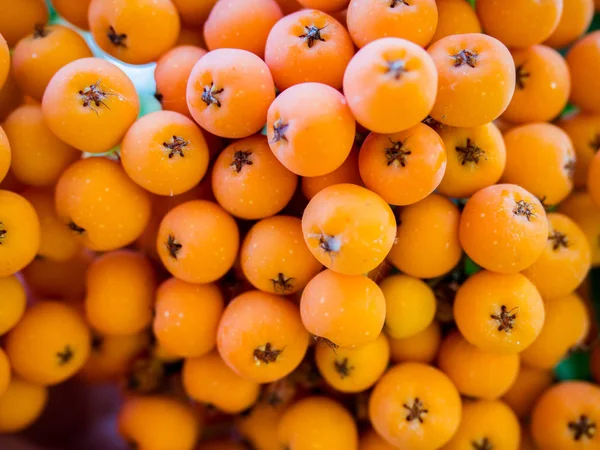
xmin=464 ymin=256 xmax=481 ymax=276
xmin=554 ymin=350 xmax=592 ymax=381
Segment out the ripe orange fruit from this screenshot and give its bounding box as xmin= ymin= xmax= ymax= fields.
xmin=153 ymin=278 xmax=224 ymax=358
xmin=156 ymin=200 xmax=239 ymax=283
xmin=0 ymin=33 xmax=7 ymax=91
xmin=0 ymin=73 xmax=24 ymax=123
xmin=3 ymin=104 xmax=79 ymax=187
xmin=21 ymin=188 xmax=81 ymax=262
xmin=387 ymin=194 xmax=461 ymax=279
xmin=88 ymin=0 xmax=180 ymax=65
xmin=278 ymin=396 xmax=359 ymax=450
xmin=0 ymin=190 xmax=40 ymax=277
xmin=476 ymin=0 xmax=563 ymax=48
xmin=459 ymin=184 xmax=548 ymax=273
xmin=42 ymin=57 xmax=140 ymax=154
xmin=359 ymin=428 xmax=398 ymax=450
xmin=203 ymin=0 xmax=283 ymax=58
xmin=503 ymin=45 xmax=571 ymax=124
xmin=369 ymin=362 xmax=461 ymax=449
xmin=121 ymin=110 xmax=210 ymax=196
xmin=522 ymin=213 xmax=591 ymax=300
xmin=236 ymin=403 xmax=282 ymax=450
xmin=442 ymin=399 xmax=520 ymax=450
xmin=587 ymin=149 xmax=600 ymax=209
xmin=346 ymin=0 xmax=438 ymax=48
xmin=264 ymin=10 xmax=355 ymax=90
xmin=0 ymin=0 xmax=48 ymax=47
xmin=531 ymin=381 xmax=600 ymax=449
xmin=52 ymin=0 xmax=91 ymax=29
xmin=0 ymin=348 xmax=9 ymax=398
xmin=55 ymin=157 xmax=152 ymax=251
xmin=6 ymin=301 xmax=91 ymax=386
xmin=0 ymin=125 xmax=8 ymax=184
xmin=301 ymin=183 xmax=396 ymax=275
xmin=438 ymin=331 xmax=520 ymax=400
xmin=558 ymin=112 xmax=600 ymax=188
xmin=301 ymin=269 xmax=386 ymax=348
xmin=182 ymin=351 xmax=260 ymax=414
xmin=567 ymin=30 xmax=600 ymax=114
xmin=217 ymin=290 xmax=309 ymax=383
xmin=11 ymin=24 xmax=92 ymax=100
xmin=428 ymin=33 xmax=515 ymax=127
xmin=85 ymin=250 xmax=156 ymax=336
xmin=502 ymin=365 xmax=553 ymax=419
xmin=358 ymin=123 xmax=447 ymax=206
xmin=545 ymin=0 xmax=594 ymax=49
xmin=118 ymin=395 xmax=200 ymax=450
xmin=502 ymin=123 xmax=575 ymax=206
xmin=187 ymin=48 xmax=275 ymax=139
xmin=0 ymin=376 xmax=48 ymax=433
xmin=315 ymin=332 xmax=390 ymax=393
xmin=212 ymin=135 xmax=297 ymax=219
xmin=0 ymin=275 xmax=26 ymax=336
xmin=171 ymin=0 xmax=216 ymax=27
xmin=430 ymin=0 xmax=481 ymax=44
xmin=240 ymin=215 xmax=322 ymax=295
xmin=343 ymin=37 xmax=437 ymax=134
xmin=266 ymin=82 xmax=355 ymax=177
xmin=520 ymin=293 xmax=590 ymax=369
xmin=558 ymin=191 xmax=600 ymax=267
xmin=454 ymin=270 xmax=545 ymax=353
xmin=388 ymin=321 xmax=442 ymax=365
xmin=301 ymin=149 xmax=362 ymax=201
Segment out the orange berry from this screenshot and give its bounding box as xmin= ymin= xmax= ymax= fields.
xmin=42 ymin=58 xmax=140 ymax=154
xmin=369 ymin=362 xmax=461 ymax=449
xmin=301 ymin=183 xmax=396 ymax=275
xmin=531 ymin=381 xmax=600 ymax=449
xmin=358 ymin=123 xmax=447 ymax=206
xmin=21 ymin=188 xmax=81 ymax=262
xmin=182 ymin=350 xmax=260 ymax=414
xmin=240 ymin=216 xmax=322 ymax=295
xmin=118 ymin=395 xmax=200 ymax=450
xmin=278 ymin=396 xmax=359 ymax=450
xmin=430 ymin=0 xmax=481 ymax=44
xmin=520 ymin=293 xmax=590 ymax=370
xmin=0 ymin=275 xmax=26 ymax=336
xmin=587 ymin=149 xmax=600 ymax=209
xmin=545 ymin=0 xmax=594 ymax=49
xmin=301 ymin=270 xmax=386 ymax=348
xmin=388 ymin=194 xmax=461 ymax=278
xmin=557 ymin=112 xmax=600 ymax=188
xmin=428 ymin=33 xmax=515 ymax=127
xmin=301 ymin=149 xmax=362 ymax=201
xmin=0 ymin=0 xmax=48 ymax=47
xmin=266 ymin=82 xmax=355 ymax=177
xmin=156 ymin=200 xmax=239 ymax=283
xmin=52 ymin=0 xmax=91 ymax=29
xmin=0 ymin=33 xmax=10 ymax=90
xmin=522 ymin=213 xmax=591 ymax=299
xmin=380 ymin=274 xmax=436 ymax=340
xmin=12 ymin=24 xmax=92 ymax=100
xmin=121 ymin=110 xmax=210 ymax=196
xmin=459 ymin=184 xmax=548 ymax=273
xmin=203 ymin=0 xmax=283 ymax=58
xmin=558 ymin=191 xmax=600 ymax=266
xmin=88 ymin=0 xmax=180 ymax=65
xmin=503 ymin=45 xmax=571 ymax=124
xmin=567 ymin=30 xmax=600 ymax=114
xmin=264 ymin=10 xmax=355 ymax=90
xmin=217 ymin=291 xmax=309 ymax=383
xmin=153 ymin=278 xmax=224 ymax=358
xmin=0 ymin=73 xmax=24 ymax=123
xmin=154 ymin=45 xmax=207 ymax=118
xmin=0 ymin=348 xmax=9 ymax=397
xmin=438 ymin=331 xmax=520 ymax=400
xmin=442 ymin=399 xmax=520 ymax=450
xmin=86 ymin=250 xmax=156 ymax=336
xmin=502 ymin=365 xmax=553 ymax=419
xmin=6 ymin=301 xmax=91 ymax=385
xmin=502 ymin=123 xmax=575 ymax=206
xmin=236 ymin=403 xmax=282 ymax=450
xmin=55 ymin=157 xmax=152 ymax=251
xmin=346 ymin=0 xmax=438 ymax=48
xmin=171 ymin=0 xmax=216 ymax=27
xmin=343 ymin=37 xmax=437 ymax=134
xmin=476 ymin=0 xmax=563 ymax=48
xmin=0 ymin=376 xmax=48 ymax=433
xmin=0 ymin=125 xmax=9 ymax=188
xmin=454 ymin=270 xmax=545 ymax=353
xmin=315 ymin=332 xmax=390 ymax=393
xmin=388 ymin=321 xmax=442 ymax=365
xmin=212 ymin=135 xmax=297 ymax=219
xmin=3 ymin=105 xmax=79 ymax=187
xmin=359 ymin=428 xmax=398 ymax=450
xmin=0 ymin=190 xmax=40 ymax=277
xmin=187 ymin=48 xmax=275 ymax=139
